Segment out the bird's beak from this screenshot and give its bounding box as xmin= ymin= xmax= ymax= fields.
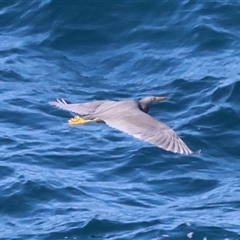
xmin=155 ymin=96 xmax=167 ymax=101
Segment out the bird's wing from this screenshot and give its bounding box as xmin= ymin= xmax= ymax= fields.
xmin=49 ymin=98 xmax=105 ymax=116
xmin=97 ymin=109 xmax=193 ymax=155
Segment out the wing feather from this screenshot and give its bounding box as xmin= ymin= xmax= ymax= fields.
xmin=97 ymin=108 xmax=193 ymax=155
xmin=49 ymin=98 xmax=105 ymax=116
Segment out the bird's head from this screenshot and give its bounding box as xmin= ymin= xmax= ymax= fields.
xmin=139 ymin=96 xmax=167 ymax=104
xmin=138 ymin=96 xmax=167 ymax=112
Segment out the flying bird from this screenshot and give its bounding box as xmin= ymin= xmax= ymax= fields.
xmin=50 ymin=96 xmax=199 ymax=155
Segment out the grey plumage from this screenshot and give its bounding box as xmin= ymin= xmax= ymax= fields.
xmin=49 ymin=96 xmax=197 ymax=155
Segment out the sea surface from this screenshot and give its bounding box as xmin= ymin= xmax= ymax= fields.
xmin=1 ymin=1 xmax=240 ymax=239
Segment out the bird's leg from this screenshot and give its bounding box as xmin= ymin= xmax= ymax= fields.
xmin=68 ymin=116 xmax=99 ymax=125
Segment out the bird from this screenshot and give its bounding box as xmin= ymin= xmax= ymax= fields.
xmin=49 ymin=96 xmax=199 ymax=155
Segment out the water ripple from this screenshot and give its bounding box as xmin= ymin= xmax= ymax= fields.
xmin=1 ymin=0 xmax=240 ymax=239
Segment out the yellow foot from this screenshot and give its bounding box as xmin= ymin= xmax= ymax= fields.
xmin=68 ymin=116 xmax=93 ymax=125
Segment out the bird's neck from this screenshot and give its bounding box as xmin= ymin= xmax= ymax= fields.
xmin=139 ymin=102 xmax=149 ymax=113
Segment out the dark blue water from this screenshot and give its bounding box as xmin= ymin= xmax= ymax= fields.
xmin=1 ymin=1 xmax=240 ymax=239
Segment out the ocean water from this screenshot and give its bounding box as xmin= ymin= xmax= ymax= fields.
xmin=1 ymin=1 xmax=240 ymax=239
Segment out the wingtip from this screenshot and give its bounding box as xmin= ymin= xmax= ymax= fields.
xmin=188 ymin=149 xmax=201 ymax=155
xmin=194 ymin=149 xmax=201 ymax=154
xmin=49 ymin=98 xmax=68 ymax=106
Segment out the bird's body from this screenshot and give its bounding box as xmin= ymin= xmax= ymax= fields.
xmin=50 ymin=96 xmax=198 ymax=155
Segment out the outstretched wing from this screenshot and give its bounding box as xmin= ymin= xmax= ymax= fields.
xmin=97 ymin=108 xmax=193 ymax=155
xmin=49 ymin=98 xmax=105 ymax=116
